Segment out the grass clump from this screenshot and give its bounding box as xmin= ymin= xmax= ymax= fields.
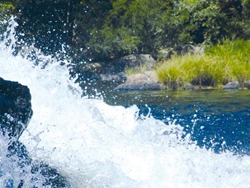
xmin=156 ymin=39 xmax=250 ymax=89
xmin=124 ymin=64 xmax=148 ymax=76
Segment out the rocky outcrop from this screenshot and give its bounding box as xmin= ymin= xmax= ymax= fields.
xmin=0 ymin=77 xmax=33 ymax=139
xmin=223 ymin=82 xmax=239 ymax=89
xmin=115 ymin=81 xmax=161 ymax=91
xmin=75 ymin=54 xmax=157 ymax=94
xmin=0 ymin=78 xmax=33 ymax=176
xmin=243 ymin=81 xmax=250 ymax=89
xmin=183 ymin=83 xmax=195 ymax=90
xmin=114 ymin=71 xmax=162 ymax=91
xmin=0 ymin=77 xmax=70 ymax=188
xmin=112 ymin=54 xmax=156 ymax=72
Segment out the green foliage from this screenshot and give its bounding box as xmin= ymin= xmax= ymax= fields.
xmin=87 ymin=26 xmax=140 ymax=59
xmin=11 ymin=0 xmax=113 ymax=58
xmin=70 ymin=0 xmax=113 ymax=62
xmin=11 ymin=0 xmax=73 ymax=54
xmin=172 ymin=0 xmax=245 ymax=44
xmin=206 ymin=39 xmax=250 ymax=87
xmin=156 ymin=60 xmax=185 ymax=90
xmin=86 ymin=0 xmax=250 ymax=61
xmin=87 ymin=0 xmax=174 ymax=59
xmin=156 ymin=40 xmax=250 ymax=89
xmin=0 ymin=2 xmax=14 ymax=33
xmin=0 ymin=2 xmax=13 ymax=14
xmin=5 ymin=0 xmax=250 ymax=68
xmin=124 ymin=63 xmax=148 ymax=76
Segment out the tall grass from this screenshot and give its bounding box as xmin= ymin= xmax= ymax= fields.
xmin=124 ymin=64 xmax=148 ymax=75
xmin=156 ymin=39 xmax=250 ymax=89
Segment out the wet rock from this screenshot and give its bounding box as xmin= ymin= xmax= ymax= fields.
xmin=113 ymin=54 xmax=156 ymax=73
xmin=183 ymin=83 xmax=195 ymax=90
xmin=0 ymin=77 xmax=71 ymax=188
xmin=244 ymin=81 xmax=250 ymax=89
xmin=223 ymin=82 xmax=239 ymax=89
xmin=0 ymin=77 xmax=33 ymax=139
xmin=6 ymin=141 xmax=71 ymax=188
xmin=114 ymin=81 xmax=161 ymax=91
xmin=114 ymin=71 xmax=162 ymax=91
xmin=73 ymin=62 xmax=103 ymax=83
xmin=73 ymin=54 xmax=157 ymax=94
xmin=31 ymin=162 xmax=71 ymax=188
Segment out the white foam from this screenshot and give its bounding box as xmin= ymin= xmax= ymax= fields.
xmin=0 ymin=20 xmax=250 ymax=188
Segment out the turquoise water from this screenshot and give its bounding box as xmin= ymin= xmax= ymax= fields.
xmin=105 ymin=90 xmax=250 ymax=155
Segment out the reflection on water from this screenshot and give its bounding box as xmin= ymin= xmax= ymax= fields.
xmin=105 ymin=90 xmax=250 ymax=109
xmin=105 ymin=90 xmax=250 ymax=155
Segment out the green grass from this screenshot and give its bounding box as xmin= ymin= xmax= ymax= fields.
xmin=156 ymin=39 xmax=250 ymax=89
xmin=124 ymin=64 xmax=148 ymax=76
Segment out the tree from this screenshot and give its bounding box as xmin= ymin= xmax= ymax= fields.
xmin=174 ymin=0 xmax=246 ymax=44
xmin=69 ymin=0 xmax=113 ymax=62
xmin=9 ymin=0 xmax=112 ymax=62
xmin=4 ymin=0 xmax=250 ymax=64
xmin=10 ymin=0 xmax=76 ymax=56
xmin=87 ymin=0 xmax=174 ymax=60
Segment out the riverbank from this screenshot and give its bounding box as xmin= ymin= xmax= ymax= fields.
xmin=77 ymin=39 xmax=250 ymax=94
xmin=114 ymin=39 xmax=250 ymax=91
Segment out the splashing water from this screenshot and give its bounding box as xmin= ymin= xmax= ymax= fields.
xmin=0 ymin=18 xmax=250 ymax=188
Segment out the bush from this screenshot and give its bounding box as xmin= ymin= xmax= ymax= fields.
xmin=156 ymin=39 xmax=250 ymax=89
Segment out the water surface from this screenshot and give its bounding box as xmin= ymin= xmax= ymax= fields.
xmin=105 ymin=90 xmax=250 ymax=155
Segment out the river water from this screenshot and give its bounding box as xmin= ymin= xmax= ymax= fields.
xmin=105 ymin=90 xmax=250 ymax=155
xmin=0 ymin=19 xmax=250 ymax=188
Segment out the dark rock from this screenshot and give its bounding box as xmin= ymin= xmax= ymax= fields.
xmin=183 ymin=83 xmax=195 ymax=90
xmin=114 ymin=81 xmax=161 ymax=91
xmin=31 ymin=162 xmax=71 ymax=188
xmin=0 ymin=77 xmax=71 ymax=188
xmin=244 ymin=81 xmax=250 ymax=89
xmin=174 ymin=45 xmax=196 ymax=56
xmin=73 ymin=62 xmax=103 ymax=83
xmin=190 ymin=74 xmax=214 ymax=87
xmin=6 ymin=141 xmax=71 ymax=188
xmin=75 ymin=62 xmax=103 ymax=74
xmin=113 ymin=54 xmax=156 ymax=73
xmin=0 ymin=77 xmax=33 ymax=139
xmin=223 ymin=82 xmax=239 ymax=89
xmin=73 ymin=54 xmax=156 ymax=95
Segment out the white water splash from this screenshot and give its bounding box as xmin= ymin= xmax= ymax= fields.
xmin=0 ymin=19 xmax=250 ymax=188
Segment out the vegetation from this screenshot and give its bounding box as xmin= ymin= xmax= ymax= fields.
xmin=2 ymin=0 xmax=250 ymax=83
xmin=0 ymin=2 xmax=14 ymax=34
xmin=2 ymin=1 xmax=250 ymax=59
xmin=156 ymin=39 xmax=250 ymax=89
xmin=124 ymin=64 xmax=148 ymax=76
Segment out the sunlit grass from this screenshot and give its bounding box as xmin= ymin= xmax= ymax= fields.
xmin=124 ymin=64 xmax=148 ymax=75
xmin=156 ymin=39 xmax=250 ymax=89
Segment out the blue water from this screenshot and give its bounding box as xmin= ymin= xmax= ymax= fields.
xmin=105 ymin=90 xmax=250 ymax=155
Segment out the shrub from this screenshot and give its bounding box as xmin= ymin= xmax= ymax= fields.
xmin=156 ymin=39 xmax=250 ymax=89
